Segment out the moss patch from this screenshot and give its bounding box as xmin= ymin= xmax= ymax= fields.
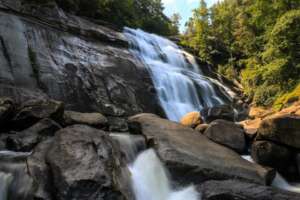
xmin=273 ymin=84 xmax=300 ymax=110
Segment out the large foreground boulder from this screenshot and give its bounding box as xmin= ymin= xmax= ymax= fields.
xmin=128 ymin=113 xmax=274 ymax=185
xmin=257 ymin=115 xmax=300 ymax=149
xmin=204 ymin=120 xmax=246 ymax=153
xmin=46 ymin=125 xmax=132 ymax=200
xmin=198 ymin=180 xmax=300 ymax=200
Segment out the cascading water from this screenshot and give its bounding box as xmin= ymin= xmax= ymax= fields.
xmin=129 ymin=149 xmax=199 ymax=200
xmin=110 ymin=133 xmax=146 ymax=163
xmin=242 ymin=155 xmax=300 ymax=193
xmin=0 ymin=172 xmax=13 ymax=200
xmin=124 ymin=28 xmax=233 ymax=121
xmin=110 ymin=134 xmax=200 ymax=200
xmin=0 ymin=151 xmax=33 ymax=200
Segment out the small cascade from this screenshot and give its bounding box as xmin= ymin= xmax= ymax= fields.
xmin=110 ymin=133 xmax=200 ymax=200
xmin=129 ymin=149 xmax=199 ymax=200
xmin=272 ymin=173 xmax=300 ymax=193
xmin=0 ymin=172 xmax=13 ymax=200
xmin=124 ymin=28 xmax=234 ymax=121
xmin=242 ymin=155 xmax=300 ymax=193
xmin=110 ymin=133 xmax=146 ymax=163
xmin=0 ymin=151 xmax=33 ymax=200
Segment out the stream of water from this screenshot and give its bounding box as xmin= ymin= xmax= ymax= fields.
xmin=124 ymin=28 xmax=233 ymax=122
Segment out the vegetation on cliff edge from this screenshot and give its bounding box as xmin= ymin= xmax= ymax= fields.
xmin=181 ymin=0 xmax=300 ymax=108
xmin=27 ymin=0 xmax=179 ymax=36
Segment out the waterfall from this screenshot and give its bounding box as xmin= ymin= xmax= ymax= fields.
xmin=0 ymin=151 xmax=33 ymax=200
xmin=129 ymin=149 xmax=199 ymax=200
xmin=0 ymin=172 xmax=13 ymax=200
xmin=124 ymin=28 xmax=233 ymax=121
xmin=242 ymin=155 xmax=300 ymax=193
xmin=110 ymin=134 xmax=200 ymax=200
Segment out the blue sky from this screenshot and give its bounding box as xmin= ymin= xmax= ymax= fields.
xmin=162 ymin=0 xmax=221 ymax=32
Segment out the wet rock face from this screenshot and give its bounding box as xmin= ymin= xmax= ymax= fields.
xmin=0 ymin=0 xmax=162 ymax=118
xmin=46 ymin=125 xmax=132 ymax=200
xmin=129 ymin=113 xmax=275 ymax=186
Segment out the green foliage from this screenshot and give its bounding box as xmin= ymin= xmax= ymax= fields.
xmin=28 ymin=0 xmax=178 ymax=35
xmin=181 ymin=0 xmax=211 ymax=62
xmin=274 ymin=84 xmax=300 ymax=110
xmin=52 ymin=0 xmax=177 ymax=35
xmin=182 ymin=0 xmax=300 ymax=107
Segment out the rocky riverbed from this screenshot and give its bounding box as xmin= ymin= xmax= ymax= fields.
xmin=1 ymin=0 xmax=300 ymax=200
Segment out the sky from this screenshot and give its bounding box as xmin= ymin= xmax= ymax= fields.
xmin=162 ymin=0 xmax=221 ymax=32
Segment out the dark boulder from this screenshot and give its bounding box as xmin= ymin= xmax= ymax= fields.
xmin=251 ymin=141 xmax=293 ymax=169
xmin=46 ymin=125 xmax=132 ymax=200
xmin=27 ymin=139 xmax=54 ymax=200
xmin=0 ymin=97 xmax=15 ymax=131
xmin=6 ymin=118 xmax=61 ymax=152
xmin=64 ymin=110 xmax=108 ymax=128
xmin=107 ymin=117 xmax=129 ymax=132
xmin=257 ymin=115 xmax=300 ymax=149
xmin=12 ymin=99 xmax=64 ymax=130
xmin=128 ymin=113 xmax=275 ymax=185
xmin=204 ymin=120 xmax=246 ymax=153
xmin=251 ymin=140 xmax=299 ymax=180
xmin=201 ymin=105 xmax=235 ymax=123
xmin=198 ymin=180 xmax=300 ymax=200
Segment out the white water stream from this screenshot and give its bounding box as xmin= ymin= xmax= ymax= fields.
xmin=124 ymin=28 xmax=233 ymax=122
xmin=129 ymin=149 xmax=199 ymax=200
xmin=242 ymin=155 xmax=300 ymax=193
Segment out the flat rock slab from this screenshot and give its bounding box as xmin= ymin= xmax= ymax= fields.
xmin=198 ymin=180 xmax=300 ymax=200
xmin=64 ymin=111 xmax=108 ymax=128
xmin=128 ymin=113 xmax=275 ymax=185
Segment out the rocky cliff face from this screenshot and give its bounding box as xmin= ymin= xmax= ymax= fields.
xmin=0 ymin=0 xmax=163 ymax=117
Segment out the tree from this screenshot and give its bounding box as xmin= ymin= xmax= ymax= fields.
xmin=182 ymin=0 xmax=300 ymax=107
xmin=169 ymin=13 xmax=181 ymax=35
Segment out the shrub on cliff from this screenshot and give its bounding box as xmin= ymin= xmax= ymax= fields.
xmin=26 ymin=0 xmax=179 ymax=36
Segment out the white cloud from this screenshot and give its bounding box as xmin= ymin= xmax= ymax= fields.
xmin=162 ymin=0 xmax=175 ymax=5
xmin=187 ymin=0 xmax=198 ymax=4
